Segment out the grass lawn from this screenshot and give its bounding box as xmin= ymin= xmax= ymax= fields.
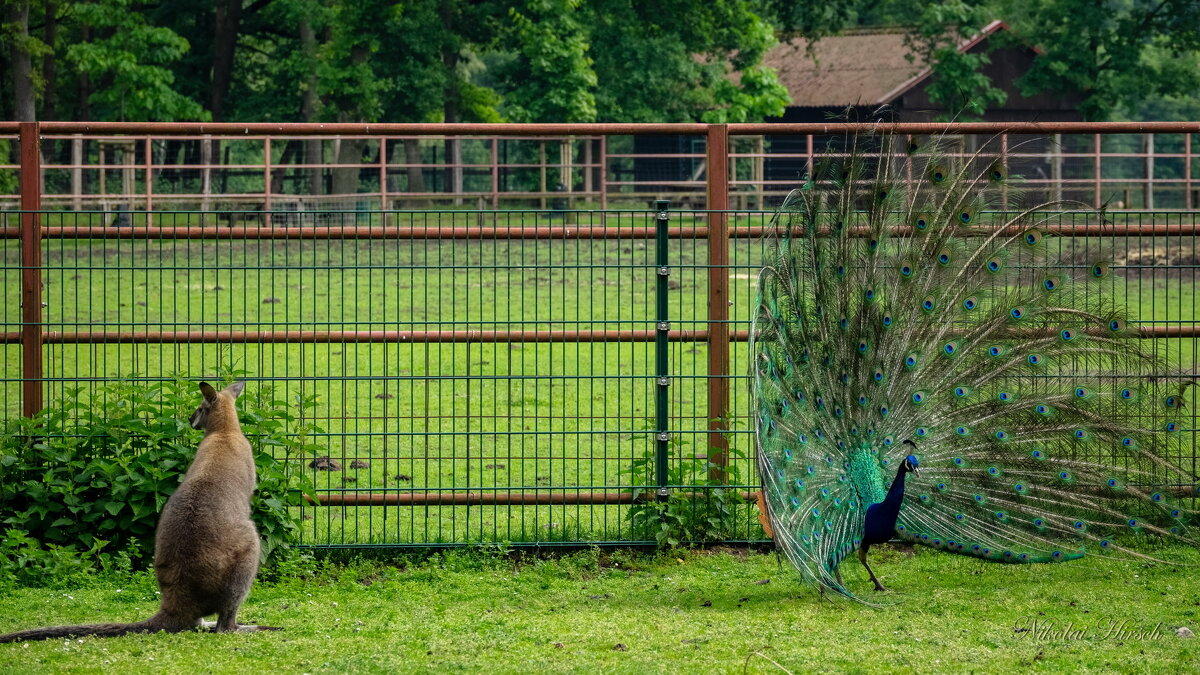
xmin=0 ymin=545 xmax=1197 ymax=673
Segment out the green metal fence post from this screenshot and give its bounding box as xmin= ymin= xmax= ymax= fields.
xmin=654 ymin=199 xmax=671 ymax=500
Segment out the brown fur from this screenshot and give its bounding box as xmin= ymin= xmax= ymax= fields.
xmin=0 ymin=381 xmax=280 ymax=643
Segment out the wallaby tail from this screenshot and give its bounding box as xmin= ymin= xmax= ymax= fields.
xmin=0 ymin=620 xmax=155 ymax=643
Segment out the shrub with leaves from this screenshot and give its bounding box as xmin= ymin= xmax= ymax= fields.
xmin=0 ymin=377 xmax=321 ymax=568
xmin=624 ymin=420 xmax=755 ymax=547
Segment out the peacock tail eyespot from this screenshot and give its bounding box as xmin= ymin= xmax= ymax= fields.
xmin=864 ymin=289 xmax=875 ymax=301
xmin=790 ymin=497 xmax=801 ymax=507
xmin=995 ymin=430 xmax=1008 ymax=441
xmin=882 ymin=314 xmax=893 ymax=327
xmin=1010 ymin=307 xmax=1024 ymax=320
xmin=1018 ymin=553 xmax=1029 ymax=561
xmin=986 ymin=258 xmax=1002 ymax=273
xmin=1033 ymin=518 xmax=1044 ymax=528
xmin=879 ymin=406 xmax=889 ymax=417
xmin=1075 ymin=387 xmax=1088 ymax=398
xmin=928 ymin=165 xmax=947 ymax=183
xmin=974 ymin=494 xmax=985 ymax=502
xmin=1074 ymin=429 xmax=1088 ymax=439
xmin=1052 ymin=551 xmax=1063 ymax=560
xmin=963 ymin=297 xmax=977 ymax=310
xmin=883 ymin=436 xmax=894 ymax=445
xmin=936 ymin=482 xmax=947 ymax=491
xmin=1035 ymin=404 xmax=1051 ymax=415
xmin=839 ymin=317 xmax=849 ymax=330
xmin=912 ymin=392 xmax=925 ymax=404
xmin=1024 ymin=230 xmax=1042 ymax=246
xmin=1028 ymin=354 xmax=1042 ymax=365
xmin=998 ymin=391 xmax=1012 ymax=402
xmin=1127 ymin=519 xmax=1139 ymax=528
xmin=1152 ymin=493 xmax=1164 ymax=502
xmin=900 ymin=265 xmax=914 ymax=277
xmin=1061 ymin=329 xmax=1075 ymax=341
xmin=858 ymin=341 xmax=869 ymax=354
xmin=1171 ymin=508 xmax=1182 ymax=518
xmin=1166 ymin=421 xmax=1179 ymax=432
xmin=783 ymin=448 xmax=793 ymax=459
xmin=994 ymin=511 xmax=1006 ymax=520
xmin=954 ymin=386 xmax=968 ymax=397
xmin=858 ymin=395 xmax=868 ymax=406
xmin=1100 ymin=540 xmax=1111 ymax=549
xmin=922 ymin=297 xmax=935 ymax=311
xmin=937 ymin=250 xmax=952 ymax=265
xmin=1120 ymin=388 xmax=1134 ymax=400
xmin=956 ymin=426 xmax=970 ymax=436
xmin=1109 ymin=319 xmax=1124 ymax=332
xmin=798 ymin=433 xmax=808 ymax=444
xmin=1059 ymin=471 xmax=1071 ymax=480
xmin=807 ymin=465 xmax=816 ymax=475
xmin=1073 ymin=520 xmax=1086 ymax=530
xmin=959 ymin=211 xmax=972 ymax=224
xmin=919 ymin=494 xmax=930 ymax=503
xmin=913 ymin=215 xmax=928 ymax=230
xmin=777 ymin=469 xmax=786 ymax=480
xmin=987 ymin=466 xmax=1000 ymax=476
xmin=1031 ymin=449 xmax=1045 ymax=459
xmin=1044 ymin=278 xmax=1057 ymax=291
xmin=1091 ymin=262 xmax=1111 ymax=278
xmin=953 ymin=457 xmax=964 ymax=465
xmin=905 ymin=354 xmax=919 ymax=368
xmin=1121 ymin=437 xmax=1135 ymax=447
xmin=916 ymin=427 xmax=929 ymax=437
xmin=944 ymin=342 xmax=958 ymax=356
xmin=794 ymin=479 xmax=805 ymax=490
xmin=868 ymin=238 xmax=880 ymax=251
xmin=1165 ymin=395 xmax=1183 ymax=409
xmin=988 ymin=345 xmax=1004 ymax=357
xmin=955 ymin=513 xmax=965 ymax=521
xmin=836 ymin=265 xmax=846 ymax=277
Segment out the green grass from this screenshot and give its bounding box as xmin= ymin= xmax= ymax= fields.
xmin=0 ymin=546 xmax=1198 ymax=673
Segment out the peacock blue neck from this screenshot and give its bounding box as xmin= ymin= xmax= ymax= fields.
xmin=847 ymin=446 xmax=888 ymax=507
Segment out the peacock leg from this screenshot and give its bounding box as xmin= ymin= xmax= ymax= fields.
xmin=857 ymin=545 xmax=888 ymax=592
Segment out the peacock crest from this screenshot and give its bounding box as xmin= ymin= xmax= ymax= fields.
xmin=751 ymin=128 xmax=1199 ymax=600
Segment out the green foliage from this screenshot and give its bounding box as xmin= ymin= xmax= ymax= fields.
xmin=0 ymin=377 xmax=321 ymax=570
xmin=624 ymin=421 xmax=750 ymax=547
xmin=63 ymin=0 xmax=207 ymax=121
xmin=496 ymin=0 xmax=598 ymax=122
xmin=0 ymin=528 xmax=133 ymax=591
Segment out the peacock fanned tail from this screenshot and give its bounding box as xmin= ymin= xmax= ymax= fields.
xmin=751 ymin=130 xmax=1200 ymax=599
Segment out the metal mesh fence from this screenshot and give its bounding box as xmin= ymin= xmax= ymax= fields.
xmin=1 ymin=122 xmax=1198 ymax=549
xmin=0 ymin=208 xmax=1196 ymax=547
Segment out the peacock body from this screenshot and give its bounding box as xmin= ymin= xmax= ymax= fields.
xmin=751 ymin=130 xmax=1199 ymax=599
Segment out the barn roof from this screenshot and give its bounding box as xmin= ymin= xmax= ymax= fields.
xmin=764 ymin=20 xmax=1007 ymax=108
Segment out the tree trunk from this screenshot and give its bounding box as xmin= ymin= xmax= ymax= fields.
xmin=42 ymin=2 xmax=58 ymax=120
xmin=7 ymin=1 xmax=36 ymax=121
xmin=300 ymin=17 xmax=322 ymax=196
xmin=210 ymin=0 xmax=244 ymax=121
xmin=404 ymin=139 xmax=427 ymax=208
xmin=441 ymin=0 xmax=462 ymax=205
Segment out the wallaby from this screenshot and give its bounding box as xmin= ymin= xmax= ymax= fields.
xmin=0 ymin=381 xmax=280 ymax=643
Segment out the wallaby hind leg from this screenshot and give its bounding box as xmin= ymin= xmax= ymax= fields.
xmin=214 ymin=537 xmax=260 ymax=632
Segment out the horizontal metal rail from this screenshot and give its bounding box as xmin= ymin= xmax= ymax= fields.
xmin=4 ymin=220 xmax=1200 ymax=240
xmin=2 ymin=326 xmax=1196 ymax=345
xmin=4 ymin=121 xmax=1200 ymax=134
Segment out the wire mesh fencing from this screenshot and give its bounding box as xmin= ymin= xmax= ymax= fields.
xmin=1 ymin=122 xmax=1198 ymax=549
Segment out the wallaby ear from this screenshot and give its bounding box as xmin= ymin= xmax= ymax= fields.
xmin=189 ymin=406 xmax=208 ymax=430
xmin=199 ymin=382 xmax=218 ymax=403
xmin=226 ymin=381 xmax=246 ymax=398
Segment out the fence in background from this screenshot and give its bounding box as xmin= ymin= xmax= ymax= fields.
xmin=1 ymin=122 xmax=1198 ymax=213
xmin=1 ymin=121 xmax=1199 ymax=548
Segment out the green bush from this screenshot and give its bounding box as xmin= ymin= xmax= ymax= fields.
xmin=0 ymin=377 xmax=322 ymax=570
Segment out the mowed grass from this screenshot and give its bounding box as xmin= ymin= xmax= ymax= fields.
xmin=0 ymin=217 xmax=1196 ymax=546
xmin=0 ymin=546 xmax=1197 ymax=673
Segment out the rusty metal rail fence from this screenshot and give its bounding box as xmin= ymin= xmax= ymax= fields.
xmin=0 ymin=122 xmax=1198 ymax=548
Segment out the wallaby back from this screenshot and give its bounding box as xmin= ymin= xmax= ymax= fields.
xmin=0 ymin=381 xmax=280 ymax=643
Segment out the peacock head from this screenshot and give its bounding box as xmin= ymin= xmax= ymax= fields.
xmin=901 ymin=439 xmax=920 ymax=476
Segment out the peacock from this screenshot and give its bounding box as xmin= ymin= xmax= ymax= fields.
xmin=750 ymin=128 xmax=1200 ymax=599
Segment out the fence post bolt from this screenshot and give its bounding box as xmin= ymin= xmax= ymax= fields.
xmin=654 ymin=199 xmax=671 ymax=500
